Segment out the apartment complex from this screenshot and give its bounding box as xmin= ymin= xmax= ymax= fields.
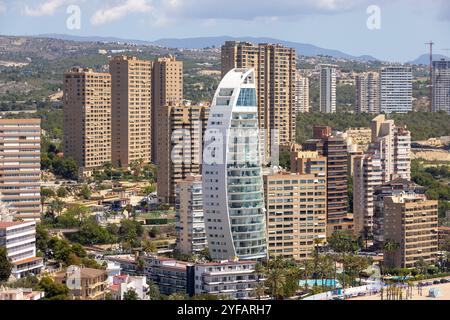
xmin=383 ymin=194 xmax=438 ymax=269
xmin=264 ymin=161 xmax=327 ymax=261
xmin=432 ymin=59 xmax=450 ymax=114
xmin=380 ymin=66 xmax=412 ymax=114
xmin=143 ymin=255 xmax=192 ymax=296
xmin=295 ymin=72 xmax=310 ymax=113
xmin=373 ymin=179 xmax=427 ymax=248
xmin=0 ymin=119 xmax=41 ymax=220
xmin=221 ymin=41 xmax=297 ymax=150
xmin=353 ymin=115 xmax=412 ymax=237
xmin=175 ymin=175 xmax=207 ymax=255
xmin=0 ymin=221 xmax=43 ymax=279
xmin=110 ymin=56 xmax=152 ymax=167
xmin=353 ymin=154 xmax=383 ymax=236
xmin=54 ymin=266 xmax=108 ymax=300
xmin=370 ymin=115 xmax=411 ymax=182
xmin=152 ymin=56 xmax=183 ymax=162
xmin=63 ymin=68 xmax=111 ymax=177
xmin=203 ymin=68 xmax=267 ymax=261
xmin=302 ymin=127 xmax=349 ymax=235
xmin=157 ymin=104 xmax=209 ymax=203
xmin=319 ymin=65 xmax=337 ymax=113
xmin=192 ymin=261 xmax=258 ymax=299
xmin=355 ymin=72 xmax=380 ymax=114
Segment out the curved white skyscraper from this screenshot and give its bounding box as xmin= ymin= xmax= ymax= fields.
xmin=203 ymin=68 xmax=268 ymax=261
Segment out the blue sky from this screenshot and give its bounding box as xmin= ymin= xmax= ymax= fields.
xmin=0 ymin=0 xmax=449 ymax=62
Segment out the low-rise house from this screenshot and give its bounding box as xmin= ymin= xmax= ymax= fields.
xmin=108 ymin=275 xmax=149 ymax=300
xmin=54 ymin=266 xmax=108 ymax=300
xmin=0 ymin=287 xmax=45 ymax=300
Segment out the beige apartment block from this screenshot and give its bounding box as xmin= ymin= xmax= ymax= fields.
xmin=221 ymin=41 xmax=297 ymax=150
xmin=265 ymin=153 xmax=327 ymax=261
xmin=0 ymin=119 xmax=41 ymax=220
xmin=383 ymin=195 xmax=438 ymax=269
xmin=110 ymin=56 xmax=152 ymax=167
xmin=63 ymin=68 xmax=111 ymax=177
xmin=152 ymin=56 xmax=183 ymax=163
xmin=175 ymin=174 xmax=207 ymax=255
xmin=157 ymin=104 xmax=209 ymax=203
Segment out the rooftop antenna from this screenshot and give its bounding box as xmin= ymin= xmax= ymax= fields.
xmin=425 ymin=41 xmax=434 ymax=112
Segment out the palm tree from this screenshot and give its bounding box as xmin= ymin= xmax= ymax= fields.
xmin=382 ymin=239 xmax=400 ymax=270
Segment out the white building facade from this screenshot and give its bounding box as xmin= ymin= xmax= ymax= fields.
xmin=432 ymin=59 xmax=450 ymax=114
xmin=380 ymin=66 xmax=412 ymax=114
xmin=319 ymin=65 xmax=337 ymax=114
xmin=203 ymin=68 xmax=268 ymax=261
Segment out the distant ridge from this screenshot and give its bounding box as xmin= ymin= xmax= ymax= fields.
xmin=37 ymin=34 xmax=380 ymax=62
xmin=408 ymin=53 xmax=450 ymax=65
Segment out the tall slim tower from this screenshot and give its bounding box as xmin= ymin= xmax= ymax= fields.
xmin=152 ymin=56 xmax=183 ymax=163
xmin=221 ymin=41 xmax=297 ymax=151
xmin=432 ymin=59 xmax=450 ymax=114
xmin=203 ymin=68 xmax=267 ymax=261
xmin=319 ymin=65 xmax=337 ymax=113
xmin=355 ymin=72 xmax=380 ymax=114
xmin=63 ymin=67 xmax=111 ymax=177
xmin=295 ymin=72 xmax=310 ymax=113
xmin=110 ymin=56 xmax=152 ymax=167
xmin=380 ymin=66 xmax=412 ymax=114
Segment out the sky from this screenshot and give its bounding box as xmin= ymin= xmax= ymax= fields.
xmin=0 ymin=0 xmax=449 ymax=62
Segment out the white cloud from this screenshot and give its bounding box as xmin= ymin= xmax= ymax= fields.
xmin=24 ymin=0 xmax=74 ymax=16
xmin=90 ymin=0 xmax=152 ymax=26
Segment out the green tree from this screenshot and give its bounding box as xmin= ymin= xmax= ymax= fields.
xmin=123 ymin=288 xmax=140 ymax=300
xmin=79 ymin=184 xmax=91 ymax=200
xmin=37 ymin=276 xmax=69 ymax=300
xmin=57 ymin=186 xmax=69 ymax=198
xmin=0 ymin=247 xmax=12 ymax=283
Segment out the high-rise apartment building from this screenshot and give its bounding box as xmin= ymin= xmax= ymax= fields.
xmin=175 ymin=175 xmax=207 ymax=255
xmin=264 ymin=159 xmax=327 ymax=261
xmin=432 ymin=59 xmax=450 ymax=114
xmin=203 ymin=68 xmax=267 ymax=261
xmin=353 ymin=154 xmax=383 ymax=236
xmin=380 ymin=66 xmax=412 ymax=114
xmin=355 ymin=72 xmax=380 ymax=114
xmin=221 ymin=41 xmax=297 ymax=151
xmin=353 ymin=115 xmax=411 ymax=237
xmin=0 ymin=221 xmax=43 ymax=279
xmin=373 ymin=178 xmax=426 ymax=248
xmin=319 ymin=65 xmax=337 ymax=114
xmin=302 ymin=127 xmax=349 ymax=235
xmin=152 ymin=56 xmax=183 ymax=163
xmin=295 ymin=72 xmax=310 ymax=113
xmin=157 ymin=104 xmax=209 ymax=203
xmin=110 ymin=56 xmax=152 ymax=167
xmin=383 ymin=194 xmax=438 ymax=268
xmin=0 ymin=119 xmax=41 ymax=220
xmin=63 ymin=68 xmax=111 ymax=177
xmin=370 ymin=115 xmax=411 ymax=182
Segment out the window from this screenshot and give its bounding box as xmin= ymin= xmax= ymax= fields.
xmin=236 ymin=88 xmax=257 ymax=107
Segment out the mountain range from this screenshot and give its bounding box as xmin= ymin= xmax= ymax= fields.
xmin=37 ymin=34 xmax=449 ymax=64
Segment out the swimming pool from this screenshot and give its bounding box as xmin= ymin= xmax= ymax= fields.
xmin=299 ymin=279 xmax=341 ymax=288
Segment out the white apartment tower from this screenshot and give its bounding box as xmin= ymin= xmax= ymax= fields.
xmin=432 ymin=59 xmax=450 ymax=114
xmin=355 ymin=72 xmax=380 ymax=114
xmin=353 ymin=155 xmax=383 ymax=236
xmin=202 ymin=68 xmax=267 ymax=261
xmin=295 ymin=72 xmax=310 ymax=113
xmin=370 ymin=115 xmax=411 ymax=182
xmin=175 ymin=175 xmax=207 ymax=255
xmin=319 ymin=65 xmax=337 ymax=113
xmin=380 ymin=66 xmax=412 ymax=114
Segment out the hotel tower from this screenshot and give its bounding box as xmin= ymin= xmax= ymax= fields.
xmin=202 ymin=68 xmax=267 ymax=261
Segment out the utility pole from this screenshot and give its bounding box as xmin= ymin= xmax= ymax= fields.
xmin=425 ymin=41 xmax=434 ymax=112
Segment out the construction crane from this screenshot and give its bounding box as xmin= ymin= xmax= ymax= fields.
xmin=425 ymin=41 xmax=434 ymax=112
